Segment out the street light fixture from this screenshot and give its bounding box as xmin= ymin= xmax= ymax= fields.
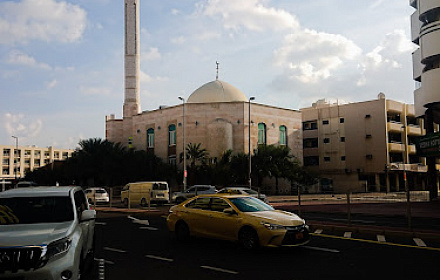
xmin=178 ymin=96 xmax=187 ymax=190
xmin=248 ymin=97 xmax=255 ymax=189
xmin=11 ymin=136 xmax=18 ymax=184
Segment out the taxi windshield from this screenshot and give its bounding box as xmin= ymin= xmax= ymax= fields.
xmin=0 ymin=196 xmax=74 ymax=225
xmin=229 ymin=197 xmax=274 ymax=212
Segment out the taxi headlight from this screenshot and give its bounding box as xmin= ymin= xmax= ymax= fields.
xmin=261 ymin=222 xmax=285 ymax=231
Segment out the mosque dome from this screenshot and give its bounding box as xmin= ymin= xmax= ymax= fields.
xmin=187 ymin=80 xmax=248 ymax=103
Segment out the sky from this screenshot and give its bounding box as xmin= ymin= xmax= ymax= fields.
xmin=0 ymin=0 xmax=417 ymax=150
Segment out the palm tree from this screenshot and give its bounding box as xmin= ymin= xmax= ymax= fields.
xmin=185 ymin=143 xmax=209 ymax=185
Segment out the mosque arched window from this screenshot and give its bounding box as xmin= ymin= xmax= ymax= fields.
xmin=168 ymin=124 xmax=176 ymax=146
xmin=279 ymin=125 xmax=287 ymax=146
xmin=258 ymin=123 xmax=266 ymax=145
xmin=147 ymin=128 xmax=154 ymax=148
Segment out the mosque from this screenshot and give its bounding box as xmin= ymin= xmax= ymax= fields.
xmin=105 ymin=0 xmax=303 ymax=190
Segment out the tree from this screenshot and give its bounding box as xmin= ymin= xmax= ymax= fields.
xmin=184 ymin=143 xmax=209 ymax=185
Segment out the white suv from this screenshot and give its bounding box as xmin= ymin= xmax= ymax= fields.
xmin=0 ymin=186 xmax=96 ymax=280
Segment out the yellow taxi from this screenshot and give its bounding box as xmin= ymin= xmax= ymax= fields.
xmin=166 ymin=193 xmax=309 ymax=249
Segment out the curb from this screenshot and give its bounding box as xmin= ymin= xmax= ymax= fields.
xmin=308 ymin=222 xmax=440 ymax=241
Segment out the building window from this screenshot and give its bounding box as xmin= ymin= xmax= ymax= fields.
xmin=304 ymin=138 xmax=318 ymax=148
xmin=303 ymin=121 xmax=318 ymax=130
xmin=341 ymin=156 xmax=346 ymax=161
xmin=168 ymin=156 xmax=176 ymax=166
xmin=323 ymin=138 xmax=330 ymax=144
xmin=340 ymin=118 xmax=345 ymax=123
xmin=258 ymin=123 xmax=266 ymax=145
xmin=324 ymin=157 xmax=331 ymax=162
xmin=279 ymin=125 xmax=287 ymax=145
xmin=323 ymin=120 xmax=329 ymax=125
xmin=147 ymin=128 xmax=155 ymax=148
xmin=168 ymin=124 xmax=176 ymax=146
xmin=304 ymin=156 xmax=319 ymax=166
xmin=3 ymin=149 xmax=10 ymax=156
xmin=340 ymin=137 xmax=345 ymax=142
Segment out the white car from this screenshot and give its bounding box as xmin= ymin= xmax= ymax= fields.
xmin=85 ymin=187 xmax=110 ymax=204
xmin=0 ymin=186 xmax=96 ymax=280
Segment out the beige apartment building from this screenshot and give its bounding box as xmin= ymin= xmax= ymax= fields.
xmin=0 ymin=145 xmax=74 ymax=181
xmin=301 ymin=95 xmax=438 ymax=193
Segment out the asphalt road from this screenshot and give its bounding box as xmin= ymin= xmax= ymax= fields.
xmin=87 ymin=212 xmax=440 ymax=280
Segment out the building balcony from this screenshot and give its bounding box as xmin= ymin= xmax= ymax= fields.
xmin=411 ymin=10 xmax=421 ymax=44
xmin=388 ymin=143 xmax=405 ymax=153
xmin=418 ymin=67 xmax=440 ymax=107
xmin=408 ymin=144 xmax=417 ymax=154
xmin=420 ymin=23 xmax=440 ymax=63
xmin=419 ymin=0 xmax=440 ymax=18
xmin=387 ymin=122 xmax=403 ymax=133
xmin=386 ymin=100 xmax=404 ymax=113
xmin=407 ymin=125 xmax=423 ymax=136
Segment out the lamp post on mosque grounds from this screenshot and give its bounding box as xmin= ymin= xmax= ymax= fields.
xmin=248 ymin=97 xmax=255 ymax=189
xmin=178 ymin=96 xmax=187 ymax=191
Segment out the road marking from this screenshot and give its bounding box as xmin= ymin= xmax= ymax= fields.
xmin=344 ymin=232 xmax=352 ymax=238
xmin=146 ymin=255 xmax=173 ymax=262
xmin=311 ymin=233 xmax=440 ymax=252
xmin=128 ymin=215 xmax=150 ymax=225
xmin=314 ymin=229 xmax=323 ymax=234
xmin=140 ymin=226 xmax=159 ymax=231
xmin=98 ymin=258 xmax=105 ymax=280
xmin=302 ymin=246 xmax=340 ymax=253
xmin=413 ymin=238 xmax=427 ymax=247
xmin=95 ymin=222 xmax=107 ymax=226
xmin=103 ymin=247 xmax=127 ymax=253
xmin=201 ymin=265 xmax=239 ymax=275
xmin=94 ymin=258 xmax=114 ymax=265
xmin=377 ymin=235 xmax=386 ymax=242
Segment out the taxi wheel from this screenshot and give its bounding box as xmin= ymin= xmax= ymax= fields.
xmin=239 ymin=227 xmax=259 ymax=250
xmin=175 ymin=221 xmax=190 ymax=242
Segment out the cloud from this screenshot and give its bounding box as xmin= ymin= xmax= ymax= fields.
xmin=46 ymin=79 xmax=57 ymax=89
xmin=80 ymin=86 xmax=112 ymax=96
xmin=7 ymin=50 xmax=51 ymax=70
xmin=142 ymin=47 xmax=161 ymax=61
xmin=0 ymin=0 xmax=87 ymax=45
xmin=140 ymin=71 xmax=169 ymax=83
xmin=4 ymin=113 xmax=43 ymax=140
xmin=171 ymin=36 xmax=186 ymax=45
xmin=200 ymin=0 xmax=299 ymax=32
xmin=273 ymin=28 xmax=362 ymax=84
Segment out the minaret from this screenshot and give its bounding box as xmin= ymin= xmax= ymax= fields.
xmin=123 ymin=0 xmax=141 ymax=118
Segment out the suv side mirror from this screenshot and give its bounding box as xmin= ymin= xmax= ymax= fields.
xmin=81 ymin=209 xmax=96 ymax=222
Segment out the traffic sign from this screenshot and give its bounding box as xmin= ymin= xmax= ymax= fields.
xmin=416 ymin=132 xmax=440 ymax=157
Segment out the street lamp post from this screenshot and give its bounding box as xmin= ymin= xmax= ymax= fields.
xmin=178 ymin=96 xmax=187 ymax=190
xmin=248 ymin=97 xmax=255 ymax=190
xmin=11 ymin=136 xmax=18 ymax=184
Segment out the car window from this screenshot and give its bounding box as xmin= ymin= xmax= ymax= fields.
xmin=153 ymin=183 xmax=168 ymax=190
xmin=0 ymin=197 xmax=74 ymax=224
xmin=85 ymin=190 xmax=92 ymax=194
xmin=95 ymin=189 xmax=106 ymax=194
xmin=74 ymin=191 xmax=88 ymax=217
xmin=229 ymin=197 xmax=274 ymax=212
xmin=210 ymin=198 xmax=230 ymax=212
xmin=185 ymin=197 xmax=210 ymax=210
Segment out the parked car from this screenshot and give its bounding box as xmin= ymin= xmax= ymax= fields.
xmin=85 ymin=187 xmax=110 ymax=204
xmin=217 ymin=187 xmax=268 ymax=203
xmin=0 ymin=186 xmax=96 ymax=280
xmin=167 ymin=193 xmax=309 ymax=249
xmin=171 ymin=185 xmax=217 ymax=204
xmin=121 ymin=181 xmax=170 ymax=206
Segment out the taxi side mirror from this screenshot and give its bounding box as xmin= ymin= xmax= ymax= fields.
xmin=223 ymin=208 xmax=237 ymax=215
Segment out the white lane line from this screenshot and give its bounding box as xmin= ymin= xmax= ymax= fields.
xmin=94 ymin=258 xmax=115 ymax=265
xmin=95 ymin=222 xmax=107 ymax=226
xmin=201 ymin=265 xmax=239 ymax=275
xmin=343 ymin=232 xmax=352 ymax=238
xmin=145 ymin=255 xmax=174 ymax=262
xmin=377 ymin=235 xmax=386 ymax=242
xmin=413 ymin=238 xmax=427 ymax=247
xmin=140 ymin=226 xmax=158 ymax=231
xmin=302 ymin=246 xmax=340 ymax=253
xmin=128 ymin=216 xmax=150 ymax=225
xmin=314 ymin=229 xmax=323 ymax=234
xmin=103 ymin=247 xmax=127 ymax=253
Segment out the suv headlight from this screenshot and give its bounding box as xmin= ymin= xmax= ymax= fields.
xmin=42 ymin=238 xmax=72 ymax=261
xmin=261 ymin=222 xmax=285 ymax=231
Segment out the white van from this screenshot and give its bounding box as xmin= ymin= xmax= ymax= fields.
xmin=121 ymin=181 xmax=169 ymax=206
